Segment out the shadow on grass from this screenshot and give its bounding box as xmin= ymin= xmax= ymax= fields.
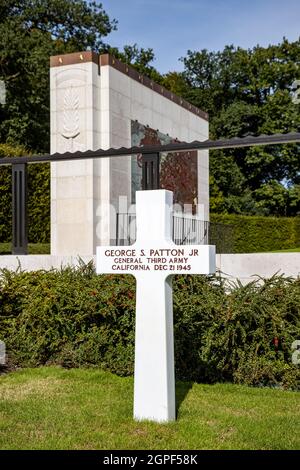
xmin=176 ymin=381 xmax=193 ymax=417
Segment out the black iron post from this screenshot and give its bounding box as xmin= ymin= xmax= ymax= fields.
xmin=142 ymin=153 xmax=160 ymax=190
xmin=12 ymin=163 xmax=28 ymax=255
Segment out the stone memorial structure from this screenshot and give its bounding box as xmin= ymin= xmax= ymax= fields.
xmin=50 ymin=51 xmax=209 ymax=256
xmin=97 ymin=189 xmax=216 ymax=422
xmin=1 ymin=52 xmax=299 ymax=284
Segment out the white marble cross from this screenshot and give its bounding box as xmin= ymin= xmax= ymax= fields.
xmin=97 ymin=190 xmax=216 ymax=423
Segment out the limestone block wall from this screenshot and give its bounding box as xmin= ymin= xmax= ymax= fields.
xmin=50 ymin=52 xmax=209 ymax=256
xmin=104 ymin=59 xmax=209 ymax=216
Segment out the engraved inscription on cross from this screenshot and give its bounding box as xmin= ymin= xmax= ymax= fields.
xmin=97 ymin=190 xmax=216 ymax=423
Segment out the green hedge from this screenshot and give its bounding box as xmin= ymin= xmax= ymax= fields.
xmin=210 ymin=213 xmax=300 ymax=253
xmin=0 ymin=144 xmax=50 ymax=243
xmin=0 ymin=264 xmax=299 ymax=390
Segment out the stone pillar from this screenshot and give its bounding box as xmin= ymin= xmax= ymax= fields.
xmin=50 ymin=51 xmax=103 ymax=255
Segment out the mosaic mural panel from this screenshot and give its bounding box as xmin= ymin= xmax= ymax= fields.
xmin=131 ymin=120 xmax=198 ymax=210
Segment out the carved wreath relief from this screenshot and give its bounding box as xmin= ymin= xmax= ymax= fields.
xmin=61 ymin=87 xmax=84 ymax=151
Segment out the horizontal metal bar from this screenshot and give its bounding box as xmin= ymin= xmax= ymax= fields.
xmin=0 ymin=132 xmax=299 ymax=166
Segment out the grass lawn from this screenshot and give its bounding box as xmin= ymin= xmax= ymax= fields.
xmin=0 ymin=367 xmax=299 ymax=450
xmin=270 ymin=247 xmax=300 ymax=253
xmin=0 ymin=242 xmax=50 ymax=255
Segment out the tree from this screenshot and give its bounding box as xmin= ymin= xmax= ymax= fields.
xmin=0 ymin=0 xmax=116 ymax=152
xmin=107 ymin=43 xmax=163 ymax=84
xmin=177 ymin=39 xmax=300 ymax=216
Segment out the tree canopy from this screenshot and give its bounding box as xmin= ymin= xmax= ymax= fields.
xmin=163 ymin=40 xmax=300 ymax=216
xmin=0 ymin=0 xmax=116 ymax=151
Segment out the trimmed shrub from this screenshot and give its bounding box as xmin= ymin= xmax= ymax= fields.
xmin=0 ymin=144 xmax=50 ymax=243
xmin=0 ymin=264 xmax=299 ymax=389
xmin=295 ymin=216 xmax=300 ymax=247
xmin=210 ymin=213 xmax=300 ymax=252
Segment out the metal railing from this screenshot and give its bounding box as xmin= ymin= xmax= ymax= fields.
xmin=172 ymin=213 xmax=209 ymax=245
xmin=115 ymin=213 xmax=137 ymax=246
xmin=114 ymin=212 xmax=235 ymax=253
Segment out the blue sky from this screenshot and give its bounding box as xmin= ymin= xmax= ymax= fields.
xmin=101 ymin=0 xmax=300 ymax=73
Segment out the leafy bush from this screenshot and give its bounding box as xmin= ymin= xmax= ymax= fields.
xmin=0 ymin=264 xmax=299 ymax=389
xmin=210 ymin=213 xmax=300 ymax=252
xmin=0 ymin=143 xmax=50 ymax=243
